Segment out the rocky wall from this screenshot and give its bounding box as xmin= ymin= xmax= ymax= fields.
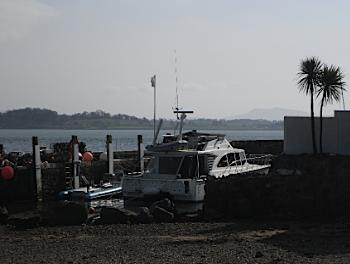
xmin=203 ymin=155 xmax=350 ymax=220
xmin=230 ymin=140 xmax=283 ymax=155
xmin=42 ymin=165 xmax=66 ymax=201
xmin=0 ymin=167 xmax=35 ymax=201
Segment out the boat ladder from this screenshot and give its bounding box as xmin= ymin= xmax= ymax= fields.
xmin=65 ymin=163 xmax=73 ymax=189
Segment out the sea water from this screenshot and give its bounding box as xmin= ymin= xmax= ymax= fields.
xmin=0 ymin=129 xmax=283 ymax=153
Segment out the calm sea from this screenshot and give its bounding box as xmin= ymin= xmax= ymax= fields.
xmin=0 ymin=129 xmax=283 ymax=153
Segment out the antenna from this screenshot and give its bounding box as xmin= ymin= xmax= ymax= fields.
xmin=174 ymin=49 xmax=180 ymax=119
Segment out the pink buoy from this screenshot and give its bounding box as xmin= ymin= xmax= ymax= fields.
xmin=83 ymin=152 xmax=93 ymax=161
xmin=1 ymin=166 xmax=14 ymax=180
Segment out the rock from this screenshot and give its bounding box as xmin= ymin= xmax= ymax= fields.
xmin=86 ymin=213 xmax=100 ymax=225
xmin=152 ymin=206 xmax=174 ymax=223
xmin=0 ymin=206 xmax=8 ymax=224
xmin=100 ymin=207 xmax=137 ymax=224
xmin=276 ymin=169 xmax=294 ymax=176
xmin=7 ymin=211 xmax=40 ymax=229
xmin=150 ymin=198 xmax=176 ymax=214
xmin=202 ymin=208 xmax=225 ymax=222
xmin=45 ymin=201 xmax=87 ymax=226
xmin=254 ymin=251 xmax=264 ymax=258
xmin=136 ymin=207 xmax=153 ymax=224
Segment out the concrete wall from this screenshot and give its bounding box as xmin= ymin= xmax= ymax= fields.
xmin=284 ymin=111 xmax=350 ymax=155
xmin=335 ymin=111 xmax=350 ymax=155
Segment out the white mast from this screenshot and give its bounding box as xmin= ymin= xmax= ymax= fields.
xmin=174 ymin=49 xmax=180 ymax=119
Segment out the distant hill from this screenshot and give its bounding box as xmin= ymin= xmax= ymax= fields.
xmin=231 ymin=107 xmax=308 ymax=121
xmin=0 ymin=108 xmax=283 ymax=130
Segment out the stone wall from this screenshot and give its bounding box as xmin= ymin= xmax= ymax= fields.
xmin=0 ymin=167 xmax=35 ymax=201
xmin=42 ymin=165 xmax=66 ymax=201
xmin=230 ymin=140 xmax=283 ymax=155
xmin=203 ymin=155 xmax=350 ymax=220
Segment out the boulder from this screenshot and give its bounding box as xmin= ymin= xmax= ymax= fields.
xmin=45 ymin=201 xmax=87 ymax=226
xmin=7 ymin=211 xmax=40 ymax=229
xmin=0 ymin=206 xmax=8 ymax=224
xmin=150 ymin=198 xmax=176 ymax=215
xmin=152 ymin=206 xmax=174 ymax=223
xmin=100 ymin=207 xmax=137 ymax=224
xmin=136 ymin=207 xmax=153 ymax=224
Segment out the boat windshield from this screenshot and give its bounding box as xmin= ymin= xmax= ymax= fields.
xmin=217 ymin=152 xmax=246 ymax=168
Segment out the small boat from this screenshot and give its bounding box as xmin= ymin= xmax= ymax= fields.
xmin=122 ymin=110 xmax=271 ymax=202
xmin=58 ymin=183 xmax=122 ymax=201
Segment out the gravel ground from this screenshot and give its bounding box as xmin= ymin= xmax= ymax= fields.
xmin=1 ymin=221 xmax=350 ymax=263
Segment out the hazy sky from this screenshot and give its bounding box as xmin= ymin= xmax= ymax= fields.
xmin=1 ymin=0 xmax=349 ymax=119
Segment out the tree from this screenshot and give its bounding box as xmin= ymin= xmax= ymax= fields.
xmin=317 ymin=65 xmax=346 ymax=153
xmin=297 ymin=57 xmax=322 ymax=154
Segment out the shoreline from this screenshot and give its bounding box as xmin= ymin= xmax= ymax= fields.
xmin=1 ymin=220 xmax=349 ymax=263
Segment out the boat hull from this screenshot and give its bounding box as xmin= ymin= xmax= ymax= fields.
xmin=122 ymin=176 xmax=206 ymax=202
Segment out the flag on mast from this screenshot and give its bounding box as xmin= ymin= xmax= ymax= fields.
xmin=151 ymin=75 xmax=156 ymax=88
xmin=151 ymin=75 xmax=156 ymax=87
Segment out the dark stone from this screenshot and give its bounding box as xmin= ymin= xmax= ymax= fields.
xmin=136 ymin=207 xmax=153 ymax=224
xmin=202 ymin=208 xmax=225 ymax=222
xmin=100 ymin=206 xmax=137 ymax=224
xmin=86 ymin=213 xmax=100 ymax=225
xmin=7 ymin=211 xmax=40 ymax=229
xmin=254 ymin=251 xmax=264 ymax=258
xmin=0 ymin=206 xmax=8 ymax=224
xmin=152 ymin=206 xmax=174 ymax=223
xmin=150 ymin=198 xmax=176 ymax=215
xmin=45 ymin=201 xmax=87 ymax=226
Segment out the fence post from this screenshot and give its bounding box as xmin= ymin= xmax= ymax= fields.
xmin=106 ymin=135 xmax=114 ymax=175
xmin=72 ymin=135 xmax=80 ymax=189
xmin=32 ymin=136 xmax=42 ymax=202
xmin=137 ymin=135 xmax=144 ymax=173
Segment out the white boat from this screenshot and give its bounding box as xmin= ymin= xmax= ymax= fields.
xmin=122 ymin=110 xmax=271 ymax=202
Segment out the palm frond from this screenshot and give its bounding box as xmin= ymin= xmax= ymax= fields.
xmin=317 ymin=65 xmax=346 ymax=105
xmin=297 ymin=57 xmax=323 ymax=95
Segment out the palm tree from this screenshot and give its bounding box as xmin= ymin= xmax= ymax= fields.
xmin=317 ymin=65 xmax=346 ymax=153
xmin=297 ymin=57 xmax=322 ymax=154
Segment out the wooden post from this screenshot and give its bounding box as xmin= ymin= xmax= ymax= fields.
xmin=71 ymin=135 xmax=80 ymax=189
xmin=137 ymin=135 xmax=144 ymax=173
xmin=106 ymin=135 xmax=114 ymax=175
xmin=32 ymin=137 xmax=42 ymax=202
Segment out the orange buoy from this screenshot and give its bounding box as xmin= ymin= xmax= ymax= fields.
xmin=83 ymin=152 xmax=93 ymax=161
xmin=1 ymin=166 xmax=14 ymax=180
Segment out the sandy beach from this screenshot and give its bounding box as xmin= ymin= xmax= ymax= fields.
xmin=1 ymin=220 xmax=350 ymax=264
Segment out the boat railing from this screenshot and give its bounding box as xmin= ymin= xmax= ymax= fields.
xmin=225 ymin=154 xmax=273 ymax=174
xmin=245 ymin=154 xmax=273 ymax=166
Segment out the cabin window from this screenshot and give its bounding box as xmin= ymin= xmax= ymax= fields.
xmin=198 ymin=155 xmax=209 ymax=174
xmin=146 ymin=157 xmax=156 ymax=172
xmin=227 ymin=153 xmax=243 ymax=166
xmin=239 ymin=152 xmax=247 ymax=164
xmin=159 ymin=157 xmax=182 ymax=174
xmin=217 ymin=155 xmax=228 ymax=167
